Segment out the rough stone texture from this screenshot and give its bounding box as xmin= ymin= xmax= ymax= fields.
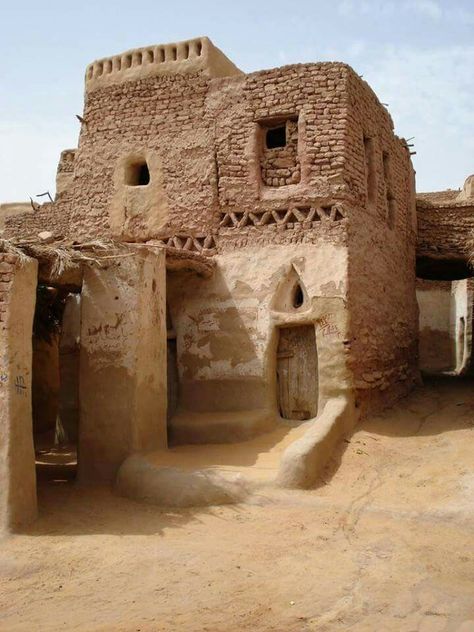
xmin=342 ymin=71 xmax=419 ymax=415
xmin=55 ymin=149 xmax=76 ymax=197
xmin=417 ymin=175 xmax=474 ymax=262
xmin=0 ymin=255 xmax=38 ymax=532
xmin=78 ymin=249 xmax=167 ymax=483
xmin=0 ymin=202 xmax=33 ymax=232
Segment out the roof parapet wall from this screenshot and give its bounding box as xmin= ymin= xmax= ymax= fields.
xmin=85 ymin=36 xmax=242 ymax=92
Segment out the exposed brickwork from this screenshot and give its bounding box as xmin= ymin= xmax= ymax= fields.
xmin=0 ymin=254 xmax=18 ymax=325
xmin=57 ymin=149 xmax=76 ymax=174
xmin=260 ymin=117 xmax=300 ymax=187
xmin=342 ymin=72 xmax=418 ymax=413
xmin=417 ymin=202 xmax=474 ymax=260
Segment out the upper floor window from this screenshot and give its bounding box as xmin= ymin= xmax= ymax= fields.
xmin=383 ymin=151 xmax=396 ymax=228
xmin=266 ymin=125 xmax=286 ymax=149
xmin=363 ymin=135 xmax=376 ymax=204
xmin=125 ymin=160 xmax=150 ymax=186
xmin=258 ymin=115 xmax=300 ymax=187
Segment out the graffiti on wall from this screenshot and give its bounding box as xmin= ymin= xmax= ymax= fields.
xmin=317 ymin=313 xmax=341 ymax=338
xmin=14 ymin=375 xmax=27 ymax=396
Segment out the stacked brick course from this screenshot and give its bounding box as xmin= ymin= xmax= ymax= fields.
xmin=0 ymin=255 xmax=17 ymax=325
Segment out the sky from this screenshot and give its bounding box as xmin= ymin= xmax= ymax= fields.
xmin=1 ymin=0 xmax=473 ymax=202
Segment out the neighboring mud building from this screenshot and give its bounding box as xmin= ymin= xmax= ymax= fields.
xmin=1 ymin=36 xmax=463 ymax=530
xmin=416 ymin=175 xmax=474 ymax=375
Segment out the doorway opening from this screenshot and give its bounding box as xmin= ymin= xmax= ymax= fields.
xmin=457 ymin=316 xmax=466 ymax=372
xmin=416 ymin=275 xmax=472 ymax=376
xmin=166 ymin=304 xmax=179 ymax=428
xmin=32 ymin=285 xmax=81 ymax=484
xmin=276 ymin=325 xmax=318 ymax=421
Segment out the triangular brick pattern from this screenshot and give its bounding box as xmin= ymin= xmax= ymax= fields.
xmin=154 ymin=234 xmax=217 ymax=255
xmin=219 ymin=204 xmax=346 ymax=230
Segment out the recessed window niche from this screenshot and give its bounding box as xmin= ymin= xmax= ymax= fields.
xmin=125 ymin=160 xmax=150 ymax=186
xmin=266 ymin=125 xmax=286 ymax=149
xmin=258 ymin=115 xmax=300 ymax=187
xmin=292 ymin=283 xmax=304 ymax=309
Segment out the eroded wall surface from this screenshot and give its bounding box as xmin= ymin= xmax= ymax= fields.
xmin=167 ymin=244 xmax=352 ymax=424
xmin=0 ymin=255 xmax=38 ymax=531
xmin=417 ymin=279 xmax=472 ymax=374
xmin=78 ymin=249 xmax=167 ymax=482
xmin=343 ymin=72 xmax=418 ymax=414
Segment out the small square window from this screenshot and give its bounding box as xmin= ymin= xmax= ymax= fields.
xmin=266 ymin=126 xmax=286 ymax=149
xmin=125 ymin=160 xmax=150 ymax=186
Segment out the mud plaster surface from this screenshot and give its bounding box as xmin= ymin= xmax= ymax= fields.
xmin=0 ymin=377 xmax=473 ymax=632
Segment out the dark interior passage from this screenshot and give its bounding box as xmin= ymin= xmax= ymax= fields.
xmin=32 ymin=286 xmax=81 ymax=483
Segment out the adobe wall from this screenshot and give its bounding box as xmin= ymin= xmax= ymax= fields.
xmin=417 ymin=279 xmax=472 ymax=374
xmin=1 ymin=41 xmax=418 ymax=420
xmin=3 ymin=61 xmax=353 ymax=245
xmin=343 ymin=72 xmax=418 ymax=414
xmin=167 ymin=243 xmax=352 ymax=432
xmin=0 ymin=255 xmax=38 ymax=532
xmin=417 ymin=203 xmax=474 ymax=261
xmin=78 ymin=249 xmax=167 ymax=483
xmin=416 ymin=176 xmax=474 ymax=262
xmin=417 ymin=280 xmax=453 ymax=372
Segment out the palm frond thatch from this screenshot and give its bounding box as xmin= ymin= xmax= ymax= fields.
xmin=0 ymin=237 xmax=132 ymax=279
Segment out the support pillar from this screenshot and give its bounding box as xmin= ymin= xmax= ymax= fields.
xmin=78 ymin=248 xmax=167 ymax=483
xmin=0 ymin=255 xmax=38 ymax=532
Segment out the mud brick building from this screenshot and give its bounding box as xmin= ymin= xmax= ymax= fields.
xmin=3 ymin=36 xmax=470 ymax=530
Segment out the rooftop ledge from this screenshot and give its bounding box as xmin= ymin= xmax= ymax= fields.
xmin=84 ymin=36 xmax=242 ymax=92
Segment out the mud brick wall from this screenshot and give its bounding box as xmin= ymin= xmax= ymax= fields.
xmin=57 ymin=149 xmax=76 ymax=175
xmin=417 ymin=203 xmax=474 ymax=260
xmin=0 ymin=255 xmax=16 ymax=326
xmin=68 ymin=72 xmax=216 ymax=241
xmin=260 ymin=118 xmax=300 ymax=187
xmin=5 ymin=62 xmax=355 ymax=251
xmin=212 ymin=63 xmax=350 ymax=212
xmin=3 ymin=200 xmax=72 ymax=241
xmin=343 ymin=72 xmax=418 ymax=414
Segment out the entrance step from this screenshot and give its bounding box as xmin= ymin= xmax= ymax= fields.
xmin=169 ymin=409 xmax=275 ymax=444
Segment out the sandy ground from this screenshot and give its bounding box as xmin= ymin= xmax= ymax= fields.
xmin=1 ymin=376 xmax=473 ymax=632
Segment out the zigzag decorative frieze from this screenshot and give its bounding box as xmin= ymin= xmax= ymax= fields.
xmin=219 ymin=204 xmax=346 ymax=230
xmin=155 ymin=234 xmax=217 ymax=255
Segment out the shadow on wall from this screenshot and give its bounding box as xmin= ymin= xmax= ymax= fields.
xmin=166 ymin=267 xmax=268 ymax=414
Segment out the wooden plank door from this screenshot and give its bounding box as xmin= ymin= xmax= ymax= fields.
xmin=277 ymin=325 xmax=318 ymax=420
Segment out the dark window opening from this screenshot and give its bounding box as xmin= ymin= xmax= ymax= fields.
xmin=292 ymin=283 xmax=304 ymax=308
xmin=363 ymin=136 xmax=376 ymax=203
xmin=266 ymin=126 xmax=286 ymax=149
xmin=126 ymin=161 xmax=150 ymax=186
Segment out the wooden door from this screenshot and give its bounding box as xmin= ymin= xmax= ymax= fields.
xmin=277 ymin=325 xmax=318 ymax=420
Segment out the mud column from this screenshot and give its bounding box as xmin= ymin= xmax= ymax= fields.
xmin=0 ymin=255 xmax=38 ymax=532
xmin=78 ymin=248 xmax=167 ymax=483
